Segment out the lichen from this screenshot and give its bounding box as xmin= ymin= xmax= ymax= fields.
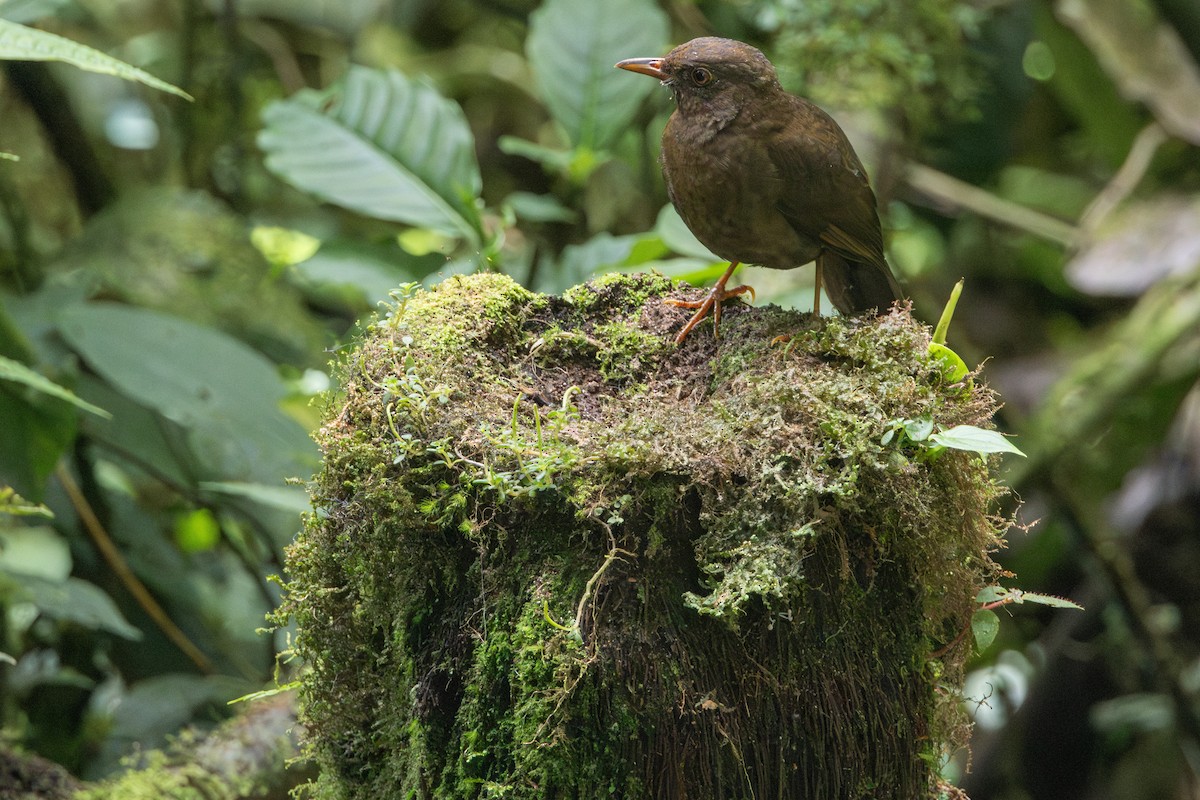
xmin=277 ymin=271 xmax=1006 ymax=799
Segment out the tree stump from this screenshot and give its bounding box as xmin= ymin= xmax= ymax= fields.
xmin=280 ymin=272 xmax=1005 ymax=799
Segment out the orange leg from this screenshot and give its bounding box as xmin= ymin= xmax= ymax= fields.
xmin=666 ymin=262 xmax=755 ymax=345
xmin=771 ymin=262 xmax=824 ymax=348
xmin=812 ymin=260 xmax=823 ymax=316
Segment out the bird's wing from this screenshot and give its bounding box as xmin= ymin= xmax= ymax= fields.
xmin=766 ymin=98 xmax=888 ymax=270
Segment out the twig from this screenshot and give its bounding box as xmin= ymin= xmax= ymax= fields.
xmin=903 ymin=162 xmax=1079 ymax=247
xmin=56 ymin=462 xmax=215 ymax=674
xmin=1078 ymin=121 xmax=1169 ymax=235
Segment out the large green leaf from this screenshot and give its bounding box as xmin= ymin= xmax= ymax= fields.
xmin=292 ymin=239 xmax=444 ymax=310
xmin=56 ymin=303 xmax=316 ymax=484
xmin=527 ymin=0 xmax=669 ymax=150
xmin=0 ymin=18 xmax=190 ymax=99
xmin=259 ymin=66 xmax=484 ymax=242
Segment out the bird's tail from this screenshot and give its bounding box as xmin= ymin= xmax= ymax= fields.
xmin=819 ymin=250 xmax=903 ymax=316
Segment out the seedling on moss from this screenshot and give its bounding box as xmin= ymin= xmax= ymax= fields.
xmin=928 ymin=279 xmax=970 ymax=384
xmin=882 ymin=414 xmax=1025 ymax=461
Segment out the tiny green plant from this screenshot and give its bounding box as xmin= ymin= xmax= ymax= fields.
xmin=934 ymin=585 xmax=1083 ymax=657
xmin=928 ymin=278 xmax=970 ymax=383
xmin=882 ymin=280 xmax=1025 ymax=460
xmin=974 ymin=586 xmax=1084 ymax=653
xmin=882 ymin=414 xmax=1025 ymax=461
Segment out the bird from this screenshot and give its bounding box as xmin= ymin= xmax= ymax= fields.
xmin=616 ymin=37 xmax=903 ymax=344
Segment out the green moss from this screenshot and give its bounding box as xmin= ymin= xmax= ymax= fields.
xmin=278 ymin=272 xmax=1006 ymax=799
xmin=560 ymin=270 xmax=676 ymax=315
xmin=75 ymin=734 xmax=272 ymax=800
xmin=76 ymin=756 xmax=209 ymax=800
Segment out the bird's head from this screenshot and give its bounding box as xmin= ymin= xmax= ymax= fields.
xmin=616 ymin=37 xmax=780 ymax=117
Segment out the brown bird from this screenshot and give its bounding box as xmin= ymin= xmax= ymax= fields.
xmin=616 ymin=37 xmax=903 ymax=344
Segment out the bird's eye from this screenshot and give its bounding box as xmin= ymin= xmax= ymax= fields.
xmin=690 ymin=67 xmax=713 ymax=86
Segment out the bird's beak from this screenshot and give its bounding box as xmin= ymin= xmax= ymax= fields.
xmin=615 ymin=57 xmax=667 ymax=81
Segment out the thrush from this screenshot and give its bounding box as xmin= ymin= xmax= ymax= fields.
xmin=616 ymin=37 xmax=903 ymax=344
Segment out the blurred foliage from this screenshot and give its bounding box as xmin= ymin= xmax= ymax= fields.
xmin=0 ymin=0 xmax=1198 ymax=796
xmin=749 ymin=0 xmax=989 ymax=133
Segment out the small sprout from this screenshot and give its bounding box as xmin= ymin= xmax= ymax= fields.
xmin=935 ymin=585 xmax=1084 ymax=657
xmin=931 ymin=425 xmax=1025 ymax=457
xmin=542 ymin=600 xmax=573 ymax=632
xmin=930 ymin=279 xmax=963 ymax=347
xmin=228 ymin=680 xmax=302 ymax=705
xmin=976 ymin=585 xmax=1083 ymax=610
xmin=883 ymin=418 xmax=1024 ymax=460
xmin=928 ymin=279 xmax=971 ymax=384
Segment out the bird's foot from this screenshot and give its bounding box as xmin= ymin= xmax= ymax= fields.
xmin=666 ymin=284 xmax=755 ymax=345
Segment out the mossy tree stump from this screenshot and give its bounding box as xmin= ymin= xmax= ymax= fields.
xmin=281 ymin=272 xmax=1005 ymax=799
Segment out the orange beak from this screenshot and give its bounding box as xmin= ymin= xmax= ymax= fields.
xmin=615 ymin=57 xmax=667 ymax=81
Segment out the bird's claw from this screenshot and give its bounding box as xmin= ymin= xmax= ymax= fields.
xmin=667 ymin=284 xmax=756 ymax=345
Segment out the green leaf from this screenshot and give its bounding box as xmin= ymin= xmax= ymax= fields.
xmin=0 ymin=487 xmax=52 ymax=518
xmin=971 ymin=608 xmax=1000 ymax=652
xmin=498 ymin=135 xmax=572 ymax=172
xmin=259 ymin=66 xmax=483 ymax=242
xmin=0 ymin=525 xmax=69 ymax=578
xmin=545 ymin=233 xmax=640 ymax=293
xmin=931 ymin=278 xmax=963 ymax=345
xmin=229 ymin=680 xmax=301 ymax=705
xmin=104 ymin=673 xmax=253 ymax=760
xmin=928 ymin=342 xmax=969 ymax=382
xmin=292 ymin=239 xmax=442 ymax=310
xmin=0 ymin=18 xmax=191 ymax=100
xmin=930 ymin=424 xmax=1026 ymax=456
xmin=976 ymin=585 xmax=1083 ymax=611
xmin=1 ymin=571 xmax=142 ymax=639
xmin=506 ymin=191 xmax=578 ymax=224
xmin=0 ymin=354 xmax=111 ymax=418
xmin=0 ymin=387 xmax=77 ymax=499
xmin=0 ymin=0 xmax=75 ymax=25
xmin=976 ymin=585 xmax=1007 ymax=603
xmin=903 ymin=416 xmax=934 ymax=442
xmin=526 ymin=0 xmax=669 ymax=150
xmin=199 ymin=481 xmax=310 ymax=514
xmin=1090 ymin=693 xmax=1172 ymax=734
xmin=1018 ymin=591 xmax=1084 ymax=610
xmin=74 ymin=377 xmax=200 ymax=490
xmin=56 ymin=303 xmax=316 ymax=484
xmin=57 ymin=303 xmax=285 ymax=421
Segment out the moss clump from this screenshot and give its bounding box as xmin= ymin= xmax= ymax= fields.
xmin=279 ymin=271 xmax=1006 ymax=799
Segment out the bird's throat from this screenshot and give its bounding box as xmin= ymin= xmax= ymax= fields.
xmin=672 ymin=93 xmax=741 ymax=141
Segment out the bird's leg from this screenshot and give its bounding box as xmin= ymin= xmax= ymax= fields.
xmin=812 ymin=260 xmax=823 ymax=316
xmin=771 ymin=260 xmax=824 ymax=348
xmin=666 ymin=262 xmax=755 ymax=344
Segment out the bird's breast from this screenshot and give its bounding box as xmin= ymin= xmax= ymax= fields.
xmin=661 ymin=113 xmax=821 ymax=269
